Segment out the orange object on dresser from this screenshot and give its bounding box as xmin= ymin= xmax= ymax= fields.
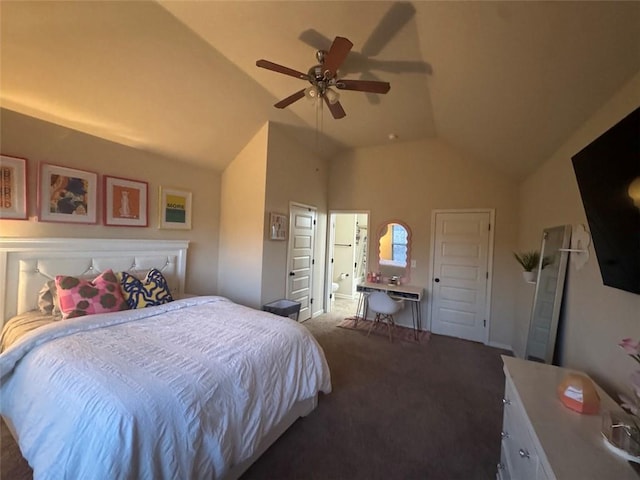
xmin=557 ymin=373 xmax=601 ymax=414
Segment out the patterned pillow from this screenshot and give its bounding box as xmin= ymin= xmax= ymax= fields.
xmin=119 ymin=268 xmax=174 ymax=309
xmin=37 ymin=279 xmax=62 ymax=316
xmin=55 ymin=269 xmax=129 ymax=319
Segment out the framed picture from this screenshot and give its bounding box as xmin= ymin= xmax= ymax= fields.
xmin=159 ymin=186 xmax=192 ymax=230
xmin=103 ymin=175 xmax=148 ymax=227
xmin=269 ymin=212 xmax=287 ymax=240
xmin=38 ymin=163 xmax=98 ymax=224
xmin=0 ymin=155 xmax=28 ymax=220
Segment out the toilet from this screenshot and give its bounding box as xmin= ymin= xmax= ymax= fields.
xmin=331 ymin=282 xmax=339 ymax=302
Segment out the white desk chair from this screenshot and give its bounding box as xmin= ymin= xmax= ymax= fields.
xmin=366 ymin=291 xmax=404 ymax=342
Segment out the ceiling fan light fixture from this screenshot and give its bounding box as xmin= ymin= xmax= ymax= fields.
xmin=325 ymin=88 xmax=340 ymax=105
xmin=305 ymin=85 xmax=320 ymax=101
xmin=257 ymin=35 xmax=390 ymax=119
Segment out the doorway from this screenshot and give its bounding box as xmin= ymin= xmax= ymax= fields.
xmin=326 ymin=211 xmax=369 ymax=315
xmin=428 ymin=209 xmax=494 ymax=344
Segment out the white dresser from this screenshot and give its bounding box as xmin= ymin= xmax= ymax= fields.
xmin=498 ymin=356 xmax=638 ymax=480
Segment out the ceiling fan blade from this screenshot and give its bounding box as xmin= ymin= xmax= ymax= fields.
xmin=324 ymin=97 xmax=346 ymax=119
xmin=256 ymin=59 xmax=309 ymax=80
xmin=335 ymin=79 xmax=390 ymax=94
xmin=274 ymin=89 xmax=306 ymax=109
xmin=358 ymin=72 xmax=384 ymax=105
xmin=323 ymin=37 xmax=353 ymax=78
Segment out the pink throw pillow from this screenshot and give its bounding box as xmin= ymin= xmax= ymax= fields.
xmin=55 ymin=269 xmax=129 ymax=319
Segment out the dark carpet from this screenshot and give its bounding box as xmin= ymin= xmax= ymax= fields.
xmin=337 ymin=316 xmax=431 ymax=344
xmin=242 ymin=313 xmax=509 ymax=480
xmin=1 ymin=312 xmax=510 ymax=480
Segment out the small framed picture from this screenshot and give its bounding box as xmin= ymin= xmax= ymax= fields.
xmin=270 ymin=212 xmax=287 ymax=240
xmin=38 ymin=163 xmax=98 ymax=224
xmin=0 ymin=155 xmax=28 ymax=220
xmin=103 ymin=175 xmax=148 ymax=227
xmin=159 ymin=186 xmax=192 ymax=230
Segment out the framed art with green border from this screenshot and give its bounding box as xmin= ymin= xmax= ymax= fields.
xmin=159 ymin=186 xmax=192 ymax=230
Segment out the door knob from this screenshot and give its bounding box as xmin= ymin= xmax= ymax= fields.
xmin=289 ymin=272 xmax=295 ymax=276
xmin=434 ymin=278 xmax=440 ymax=283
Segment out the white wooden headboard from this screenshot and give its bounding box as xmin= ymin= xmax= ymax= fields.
xmin=0 ymin=238 xmax=189 ymax=325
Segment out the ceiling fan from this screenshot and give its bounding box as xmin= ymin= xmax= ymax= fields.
xmin=256 ymin=36 xmax=391 ymax=119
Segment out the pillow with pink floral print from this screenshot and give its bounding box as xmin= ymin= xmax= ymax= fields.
xmin=55 ymin=269 xmax=129 ymax=319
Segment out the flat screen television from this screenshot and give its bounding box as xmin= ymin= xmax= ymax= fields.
xmin=571 ymin=106 xmax=640 ymax=295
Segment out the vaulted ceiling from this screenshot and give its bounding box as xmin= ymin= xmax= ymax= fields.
xmin=2 ymin=1 xmax=639 ymax=179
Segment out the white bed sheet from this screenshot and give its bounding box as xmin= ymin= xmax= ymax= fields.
xmin=0 ymin=296 xmax=331 ymax=479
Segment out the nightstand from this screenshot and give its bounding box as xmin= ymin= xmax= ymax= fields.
xmin=262 ymin=299 xmax=301 ymax=321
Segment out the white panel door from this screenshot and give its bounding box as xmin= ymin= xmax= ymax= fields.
xmin=287 ymin=204 xmax=316 ymax=321
xmin=431 ymin=211 xmax=491 ymax=343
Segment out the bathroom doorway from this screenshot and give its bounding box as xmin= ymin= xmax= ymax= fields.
xmin=325 ymin=211 xmax=369 ymax=315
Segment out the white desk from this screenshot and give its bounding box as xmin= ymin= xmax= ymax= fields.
xmin=356 ymin=282 xmax=424 ymax=338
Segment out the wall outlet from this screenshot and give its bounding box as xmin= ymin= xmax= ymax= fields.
xmin=411 ymin=260 xmax=417 ymax=268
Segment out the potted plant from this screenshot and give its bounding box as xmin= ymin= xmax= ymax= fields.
xmin=514 ymin=251 xmax=540 ymax=282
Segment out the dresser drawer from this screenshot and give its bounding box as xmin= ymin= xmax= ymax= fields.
xmin=500 ymin=356 xmax=639 ymax=480
xmin=501 ymin=378 xmax=542 ymax=479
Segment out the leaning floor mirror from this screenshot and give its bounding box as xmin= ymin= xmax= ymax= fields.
xmin=525 ymin=225 xmax=572 ymax=364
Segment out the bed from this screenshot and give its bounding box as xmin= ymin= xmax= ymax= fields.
xmin=0 ymin=238 xmax=331 ymax=479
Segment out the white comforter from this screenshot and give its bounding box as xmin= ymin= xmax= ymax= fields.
xmin=0 ymin=296 xmax=331 ymax=479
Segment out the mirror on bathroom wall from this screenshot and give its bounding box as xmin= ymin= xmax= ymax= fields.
xmin=377 ymin=220 xmax=411 ymax=282
xmin=525 ymin=224 xmax=572 ymax=364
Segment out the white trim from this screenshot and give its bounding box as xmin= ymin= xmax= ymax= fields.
xmin=427 ymin=209 xmax=495 ymax=345
xmin=489 ymin=341 xmax=512 ymax=352
xmin=325 ymin=213 xmax=336 ymax=313
xmin=325 ymin=210 xmax=370 ymax=314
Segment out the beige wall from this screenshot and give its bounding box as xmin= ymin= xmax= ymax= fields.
xmin=218 ymin=121 xmax=328 ymax=314
xmin=514 ymin=71 xmax=640 ymax=394
xmin=262 ymin=123 xmax=328 ymax=316
xmin=218 ymin=124 xmax=268 ymax=308
xmin=0 ymin=109 xmax=220 ymax=295
xmin=329 ymin=138 xmax=519 ymax=347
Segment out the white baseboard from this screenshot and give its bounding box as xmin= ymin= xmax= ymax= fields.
xmin=488 ymin=340 xmax=512 ymax=352
xmin=334 ymin=293 xmax=356 ymax=300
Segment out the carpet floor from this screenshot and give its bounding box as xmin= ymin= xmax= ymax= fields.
xmin=242 ymin=313 xmax=510 ymax=479
xmin=337 ymin=316 xmax=431 ymax=344
xmin=1 ymin=311 xmax=510 ymax=479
